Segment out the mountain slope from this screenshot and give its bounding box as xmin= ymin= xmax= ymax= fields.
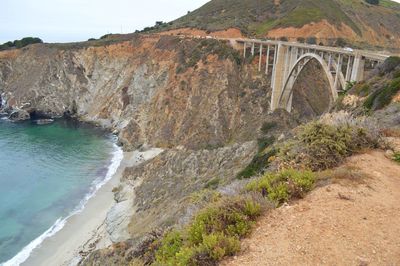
xmin=164 ymin=0 xmax=400 ymax=49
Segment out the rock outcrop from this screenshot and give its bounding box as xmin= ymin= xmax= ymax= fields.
xmin=8 ymin=109 xmax=30 ymax=121
xmin=82 ymin=141 xmax=258 ymax=265
xmin=0 ymin=35 xmax=270 ymax=150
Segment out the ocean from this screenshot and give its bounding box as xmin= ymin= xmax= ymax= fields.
xmin=0 ymin=118 xmax=122 ymax=265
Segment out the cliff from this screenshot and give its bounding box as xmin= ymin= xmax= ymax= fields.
xmin=0 ymin=35 xmax=273 ymax=151
xmin=0 ymin=34 xmax=339 ymax=265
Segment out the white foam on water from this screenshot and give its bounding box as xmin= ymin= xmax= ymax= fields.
xmin=1 ymin=141 xmax=124 ymax=266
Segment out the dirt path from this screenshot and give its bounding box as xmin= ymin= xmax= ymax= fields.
xmin=222 ymin=151 xmax=400 ymax=266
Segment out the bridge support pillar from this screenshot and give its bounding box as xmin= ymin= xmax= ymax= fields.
xmin=350 ymin=54 xmax=365 ymax=82
xmin=265 ymin=45 xmax=270 ymax=74
xmin=271 ymin=43 xmax=289 ymax=111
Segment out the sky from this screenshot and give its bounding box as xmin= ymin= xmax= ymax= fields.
xmin=1 ymin=0 xmax=400 ymax=44
xmin=0 ymin=0 xmax=210 ymax=43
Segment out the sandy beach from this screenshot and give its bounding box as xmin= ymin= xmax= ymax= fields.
xmin=21 ymin=148 xmax=163 ymax=266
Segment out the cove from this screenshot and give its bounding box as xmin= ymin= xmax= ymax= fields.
xmin=0 ymin=118 xmax=121 ymax=264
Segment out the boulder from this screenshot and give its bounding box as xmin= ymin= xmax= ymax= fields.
xmin=9 ymin=109 xmax=30 ymax=121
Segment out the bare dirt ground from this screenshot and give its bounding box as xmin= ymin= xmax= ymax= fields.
xmin=222 ymin=150 xmax=400 ymax=266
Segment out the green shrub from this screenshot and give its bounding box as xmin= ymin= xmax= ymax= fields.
xmin=277 ymin=120 xmax=379 ymax=171
xmin=345 ymin=81 xmax=356 ymax=92
xmin=365 ymin=0 xmax=379 ymax=5
xmin=237 ymin=137 xmax=276 ymax=179
xmin=152 ymin=195 xmax=265 ymax=265
xmin=306 ymin=36 xmax=317 ymax=45
xmin=177 ymin=39 xmax=242 ymax=74
xmin=155 ymin=231 xmax=184 ymax=265
xmin=246 ymin=169 xmax=315 ymax=205
xmin=352 ymin=82 xmax=370 ymax=96
xmin=189 ymin=189 xmax=221 ymax=204
xmin=379 ymin=56 xmax=400 ymax=75
xmin=335 ymin=37 xmax=347 ymax=47
xmin=200 ymin=232 xmax=240 ymax=260
xmin=0 ymin=37 xmax=42 ymax=51
xmin=204 ymin=177 xmax=220 ymax=189
xmin=261 ymin=121 xmax=277 ymax=134
xmin=364 ymin=77 xmax=400 ymax=110
xmin=393 ymin=153 xmax=400 ymax=163
xmin=297 ymin=37 xmax=305 ymax=43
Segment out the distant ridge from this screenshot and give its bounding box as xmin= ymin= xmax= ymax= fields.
xmin=159 ymin=0 xmax=400 ymax=49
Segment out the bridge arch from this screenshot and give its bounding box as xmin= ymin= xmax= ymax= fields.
xmin=277 ymin=53 xmax=340 ymax=112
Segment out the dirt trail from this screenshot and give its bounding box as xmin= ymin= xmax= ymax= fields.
xmin=222 ymin=150 xmax=400 ymax=266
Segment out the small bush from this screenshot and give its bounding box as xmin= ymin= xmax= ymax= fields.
xmin=365 ymin=0 xmax=379 ymax=5
xmin=189 ymin=189 xmax=221 ymax=204
xmin=200 ymin=232 xmax=240 ymax=260
xmin=236 ymin=145 xmax=276 ymax=179
xmin=151 ymin=194 xmax=265 ymax=265
xmin=378 ymin=56 xmax=400 ymax=76
xmin=237 ymin=136 xmax=276 ymax=179
xmin=261 ymin=121 xmax=277 ymax=134
xmin=155 ymin=230 xmax=185 ymax=265
xmin=204 ymin=177 xmax=221 ymax=189
xmin=246 ymin=169 xmax=315 ymax=205
xmin=276 ymin=113 xmax=380 ymax=171
xmin=0 ymin=37 xmax=43 ymax=51
xmin=393 ymin=153 xmax=400 ymax=163
xmin=352 ymin=82 xmax=370 ymax=96
xmin=306 ymin=36 xmax=317 ymax=45
xmin=177 ymin=39 xmax=242 ymax=74
xmin=297 ymin=37 xmax=305 ymax=43
xmin=335 ymin=37 xmax=347 ymax=47
xmin=364 ymin=77 xmax=400 ymax=110
xmin=345 ymin=81 xmax=356 ymax=92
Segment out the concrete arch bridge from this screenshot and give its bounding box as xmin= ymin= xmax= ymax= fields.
xmin=233 ymin=39 xmax=390 ymax=112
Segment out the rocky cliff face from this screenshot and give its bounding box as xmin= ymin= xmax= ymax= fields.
xmin=0 ymin=34 xmax=330 ymax=264
xmin=0 ymin=35 xmax=270 ymax=150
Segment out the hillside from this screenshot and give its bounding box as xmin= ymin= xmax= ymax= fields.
xmin=222 ymin=150 xmax=400 ymax=265
xmin=160 ymin=0 xmax=400 ymax=49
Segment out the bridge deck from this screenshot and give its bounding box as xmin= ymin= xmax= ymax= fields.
xmin=225 ymin=38 xmax=392 ymax=62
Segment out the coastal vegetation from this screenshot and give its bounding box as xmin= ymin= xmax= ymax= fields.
xmin=394 ymin=152 xmax=400 ymax=163
xmin=337 ymin=56 xmax=400 ymax=112
xmin=246 ymin=169 xmax=315 ymax=205
xmin=176 ymin=39 xmax=242 ymax=73
xmin=119 ymin=55 xmax=398 ymax=264
xmin=275 ymin=117 xmax=380 ymax=171
xmin=124 ymin=110 xmax=383 ymax=265
xmin=0 ymin=37 xmax=43 ymax=51
xmin=149 ymin=0 xmax=400 ymax=49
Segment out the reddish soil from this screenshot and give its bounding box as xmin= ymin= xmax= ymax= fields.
xmin=222 ymin=150 xmax=400 ymax=266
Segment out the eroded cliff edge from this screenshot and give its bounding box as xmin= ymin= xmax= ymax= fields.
xmin=0 ymin=35 xmax=273 ymax=150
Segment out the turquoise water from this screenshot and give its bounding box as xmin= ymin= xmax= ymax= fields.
xmin=0 ymin=119 xmax=118 ymax=264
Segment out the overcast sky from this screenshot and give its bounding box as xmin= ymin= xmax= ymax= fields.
xmin=1 ymin=0 xmax=400 ymax=44
xmin=0 ymin=0 xmax=210 ymax=43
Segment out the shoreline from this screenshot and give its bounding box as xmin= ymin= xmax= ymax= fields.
xmin=16 ymin=148 xmax=162 ymax=266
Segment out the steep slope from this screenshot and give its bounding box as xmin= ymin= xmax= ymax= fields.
xmin=0 ymin=36 xmax=271 ymax=150
xmin=163 ymin=0 xmax=400 ymax=49
xmin=222 ymin=150 xmax=400 ymax=265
